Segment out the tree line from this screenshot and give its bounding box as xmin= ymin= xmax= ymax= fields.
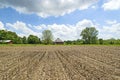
xmin=0 ymin=27 xmax=120 ymax=45
xmin=0 ymin=30 xmax=53 ymax=44
xmin=65 ymin=27 xmax=120 ymax=45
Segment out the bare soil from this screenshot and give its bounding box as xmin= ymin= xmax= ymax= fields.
xmin=0 ymin=45 xmax=120 ymax=80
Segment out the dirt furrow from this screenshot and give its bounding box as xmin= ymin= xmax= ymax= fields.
xmin=34 ymin=51 xmax=70 ymax=80
xmin=56 ymin=51 xmax=87 ymax=80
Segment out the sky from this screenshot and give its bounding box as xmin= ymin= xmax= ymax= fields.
xmin=0 ymin=0 xmax=120 ymax=40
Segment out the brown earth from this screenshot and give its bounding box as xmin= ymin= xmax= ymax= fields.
xmin=0 ymin=45 xmax=120 ymax=80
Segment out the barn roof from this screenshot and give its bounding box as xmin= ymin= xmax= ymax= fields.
xmin=55 ymin=38 xmax=63 ymax=42
xmin=0 ymin=40 xmax=12 ymax=42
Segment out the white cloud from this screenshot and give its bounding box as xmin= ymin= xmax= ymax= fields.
xmin=76 ymin=19 xmax=94 ymax=28
xmin=0 ymin=0 xmax=98 ymax=17
xmin=102 ymin=0 xmax=120 ymax=10
xmin=0 ymin=21 xmax=5 ymax=30
xmin=34 ymin=24 xmax=47 ymax=31
xmin=6 ymin=21 xmax=41 ymax=37
xmin=99 ymin=21 xmax=120 ymax=39
xmin=107 ymin=23 xmax=120 ymax=33
xmin=106 ymin=20 xmax=117 ymax=25
xmin=91 ymin=5 xmax=96 ymax=9
xmin=91 ymin=5 xmax=98 ymax=9
xmin=49 ymin=24 xmax=77 ymax=40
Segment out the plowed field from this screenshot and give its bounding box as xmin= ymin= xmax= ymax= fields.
xmin=0 ymin=46 xmax=120 ymax=80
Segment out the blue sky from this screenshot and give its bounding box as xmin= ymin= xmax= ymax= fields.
xmin=0 ymin=0 xmax=120 ymax=40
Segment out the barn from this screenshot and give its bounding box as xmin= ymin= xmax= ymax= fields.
xmin=0 ymin=40 xmax=13 ymax=44
xmin=54 ymin=38 xmax=64 ymax=45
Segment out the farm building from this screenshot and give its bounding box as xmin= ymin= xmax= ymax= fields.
xmin=54 ymin=38 xmax=64 ymax=45
xmin=0 ymin=40 xmax=13 ymax=44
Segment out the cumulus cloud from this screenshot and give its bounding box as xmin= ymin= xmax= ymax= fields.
xmin=49 ymin=24 xmax=77 ymax=40
xmin=6 ymin=21 xmax=41 ymax=37
xmin=0 ymin=0 xmax=97 ymax=17
xmin=99 ymin=20 xmax=120 ymax=39
xmin=104 ymin=20 xmax=120 ymax=33
xmin=102 ymin=0 xmax=120 ymax=10
xmin=0 ymin=21 xmax=5 ymax=30
xmin=105 ymin=20 xmax=117 ymax=25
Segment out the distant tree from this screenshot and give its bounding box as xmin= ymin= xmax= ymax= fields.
xmin=72 ymin=40 xmax=77 ymax=45
xmin=116 ymin=39 xmax=120 ymax=44
xmin=0 ymin=30 xmax=5 ymax=40
xmin=109 ymin=38 xmax=115 ymax=44
xmin=80 ymin=27 xmax=98 ymax=44
xmin=22 ymin=36 xmax=27 ymax=44
xmin=28 ymin=35 xmax=40 ymax=44
xmin=76 ymin=39 xmax=83 ymax=45
xmin=64 ymin=39 xmax=83 ymax=45
xmin=6 ymin=31 xmax=18 ymax=43
xmin=99 ymin=38 xmax=103 ymax=44
xmin=42 ymin=30 xmax=53 ymax=44
xmin=65 ymin=40 xmax=72 ymax=45
xmin=15 ymin=37 xmax=23 ymax=44
xmin=38 ymin=38 xmax=41 ymax=44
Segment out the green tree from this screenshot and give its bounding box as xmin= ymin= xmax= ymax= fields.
xmin=15 ymin=37 xmax=23 ymax=44
xmin=76 ymin=39 xmax=83 ymax=45
xmin=80 ymin=27 xmax=98 ymax=44
xmin=109 ymin=38 xmax=115 ymax=44
xmin=6 ymin=31 xmax=18 ymax=43
xmin=28 ymin=35 xmax=40 ymax=44
xmin=99 ymin=38 xmax=103 ymax=44
xmin=42 ymin=30 xmax=53 ymax=44
xmin=0 ymin=30 xmax=5 ymax=40
xmin=38 ymin=38 xmax=41 ymax=44
xmin=65 ymin=40 xmax=72 ymax=45
xmin=22 ymin=36 xmax=27 ymax=44
xmin=116 ymin=39 xmax=120 ymax=44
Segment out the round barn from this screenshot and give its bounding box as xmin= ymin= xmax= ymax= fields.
xmin=54 ymin=38 xmax=64 ymax=45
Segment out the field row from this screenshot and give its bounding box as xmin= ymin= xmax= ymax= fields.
xmin=0 ymin=46 xmax=120 ymax=80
